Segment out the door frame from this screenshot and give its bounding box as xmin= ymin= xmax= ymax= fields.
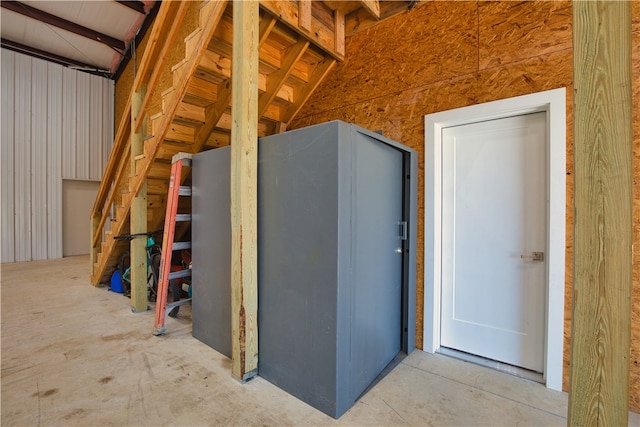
xmin=423 ymin=88 xmax=566 ymax=391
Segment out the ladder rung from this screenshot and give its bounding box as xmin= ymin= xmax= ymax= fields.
xmin=172 ymin=241 xmax=191 ymax=251
xmin=169 ymin=269 xmax=191 ymax=280
xmin=175 ymin=213 xmax=192 ymax=222
xmin=179 ymin=186 xmax=192 ymax=196
xmin=166 ymin=298 xmax=192 ymax=310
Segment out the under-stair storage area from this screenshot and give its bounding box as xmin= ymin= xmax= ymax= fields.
xmin=191 ymin=121 xmax=417 ymax=418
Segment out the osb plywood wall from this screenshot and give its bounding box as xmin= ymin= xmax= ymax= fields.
xmin=291 ymin=0 xmax=640 ymax=411
xmin=114 ymin=2 xmax=201 ymax=131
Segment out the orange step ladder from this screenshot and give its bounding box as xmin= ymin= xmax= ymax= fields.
xmin=153 ymin=152 xmax=193 ymax=336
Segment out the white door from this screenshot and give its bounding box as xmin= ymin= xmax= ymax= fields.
xmin=441 ymin=112 xmax=547 ymax=372
xmin=63 ymin=180 xmax=100 ymax=257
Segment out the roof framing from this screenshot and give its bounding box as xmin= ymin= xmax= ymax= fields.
xmin=1 ymin=1 xmax=126 ymax=51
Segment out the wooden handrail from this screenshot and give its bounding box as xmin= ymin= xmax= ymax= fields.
xmin=135 ymin=2 xmax=189 ymax=133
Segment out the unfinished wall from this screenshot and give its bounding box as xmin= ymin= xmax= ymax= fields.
xmin=114 ymin=1 xmax=201 ymax=131
xmin=291 ymin=1 xmax=640 ymax=411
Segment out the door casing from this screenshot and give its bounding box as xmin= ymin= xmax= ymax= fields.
xmin=423 ymin=88 xmax=566 ymax=391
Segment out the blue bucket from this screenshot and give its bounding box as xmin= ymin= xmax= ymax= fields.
xmin=110 ymin=270 xmax=123 ymax=293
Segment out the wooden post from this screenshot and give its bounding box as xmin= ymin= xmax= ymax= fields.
xmin=90 ymin=214 xmax=99 ymax=277
xmin=569 ymin=2 xmax=632 ymax=425
xmin=334 ymin=8 xmax=345 ymax=57
xmin=130 ymin=90 xmax=147 ymax=313
xmin=230 ymin=0 xmax=259 ymax=382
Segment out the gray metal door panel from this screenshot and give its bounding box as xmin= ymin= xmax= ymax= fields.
xmin=192 ymin=147 xmax=232 ymax=358
xmin=258 ymin=125 xmax=341 ymax=416
xmin=351 ymin=131 xmax=403 ymax=400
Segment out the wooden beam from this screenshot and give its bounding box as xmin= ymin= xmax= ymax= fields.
xmin=230 ymin=0 xmax=259 ymax=382
xmin=193 ymin=80 xmax=232 ymax=152
xmin=259 ymin=15 xmax=277 ymax=46
xmin=345 ymin=1 xmax=410 ymax=36
xmin=358 ymin=0 xmax=380 ymax=19
xmin=90 ymin=214 xmax=99 ymax=279
xmin=258 ymin=39 xmax=309 ymax=117
xmin=568 ymin=1 xmax=632 ymax=425
xmin=298 ymin=0 xmax=311 ymax=32
xmin=282 ymin=57 xmax=336 ymax=124
xmin=334 ymin=9 xmax=345 ymax=57
xmin=259 ymin=0 xmax=343 ymax=60
xmin=130 ymin=90 xmax=147 ymax=313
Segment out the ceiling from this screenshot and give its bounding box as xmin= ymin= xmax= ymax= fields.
xmin=0 ymin=0 xmax=158 ymax=79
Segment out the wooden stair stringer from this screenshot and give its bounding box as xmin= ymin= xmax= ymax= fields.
xmin=91 ymin=1 xmax=229 ymax=284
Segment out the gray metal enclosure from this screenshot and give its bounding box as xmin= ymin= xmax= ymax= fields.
xmin=192 ymin=121 xmax=417 ymax=418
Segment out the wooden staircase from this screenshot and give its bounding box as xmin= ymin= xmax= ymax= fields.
xmin=90 ymin=0 xmax=393 ymax=285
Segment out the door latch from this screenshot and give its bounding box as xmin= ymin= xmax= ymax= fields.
xmin=398 ymin=221 xmax=407 ymax=241
xmin=520 ymin=251 xmax=544 ymax=261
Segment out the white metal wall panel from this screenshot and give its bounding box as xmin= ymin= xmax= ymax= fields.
xmin=75 ymin=72 xmax=90 ymax=180
xmin=1 ymin=49 xmax=114 ymax=262
xmin=102 ymin=81 xmax=114 ymax=235
xmin=31 ymin=59 xmax=48 ymax=260
xmin=14 ymin=53 xmax=32 ymax=262
xmin=89 ymin=75 xmax=103 ymax=180
xmin=1 ymin=49 xmax=16 ymax=262
xmin=62 ymin=68 xmax=77 ymax=179
xmin=47 ymin=62 xmax=63 ymax=259
xmin=103 ymin=80 xmax=114 ymax=176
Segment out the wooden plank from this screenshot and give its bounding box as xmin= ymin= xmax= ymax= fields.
xmin=345 ymin=1 xmax=409 ymax=36
xmin=194 ymin=12 xmax=276 ymax=151
xmin=259 ymin=0 xmax=343 ymax=60
xmin=334 ymin=9 xmax=345 ymax=57
xmin=174 ymin=102 xmax=206 ymax=124
xmin=194 ymin=80 xmax=232 ymax=152
xmin=260 ymin=15 xmax=277 ymax=45
xmin=164 ymin=123 xmax=196 ymax=144
xmin=323 ymin=1 xmax=364 ymax=16
xmin=258 ymin=39 xmax=309 ymax=117
xmin=230 ymin=0 xmax=259 ymax=382
xmin=130 ymin=91 xmax=147 ymax=312
xmin=358 ymin=0 xmax=380 ymax=19
xmin=282 ymin=57 xmax=336 ymax=124
xmin=568 ymin=1 xmax=632 ymax=425
xmin=299 ymin=0 xmax=311 ymax=32
xmin=205 ymin=129 xmax=231 ymax=148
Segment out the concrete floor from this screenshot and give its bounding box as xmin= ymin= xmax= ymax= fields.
xmin=2 ymin=256 xmax=639 ymax=426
